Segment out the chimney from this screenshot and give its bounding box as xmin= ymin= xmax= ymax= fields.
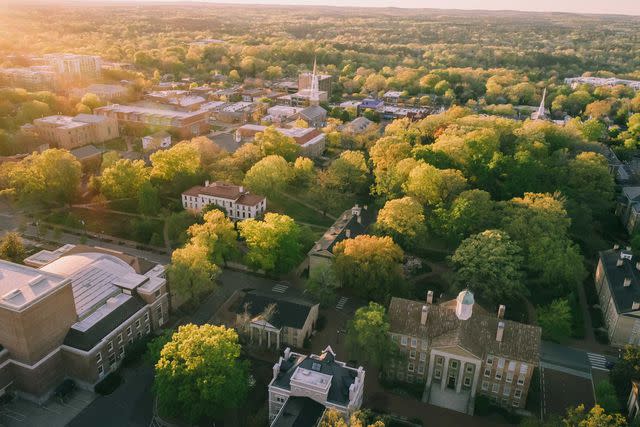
xmin=421 ymin=305 xmax=428 ymax=326
xmin=636 ymin=262 xmax=640 ymax=271
xmin=239 ymin=186 xmax=244 ymax=193
xmin=496 ymin=321 xmax=505 ymax=342
xmin=624 ymin=277 xmax=632 ymax=287
xmin=627 ymin=246 xmax=632 ymax=251
xmin=633 ymin=301 xmax=640 ymax=310
xmin=272 ymin=361 xmax=281 ymax=380
xmin=204 ymin=180 xmax=210 ymax=187
xmin=497 ymin=304 xmax=506 ymax=319
xmin=284 ymin=347 xmax=291 ymax=360
xmin=614 ymin=244 xmax=620 ymax=250
xmin=427 ymin=290 xmax=434 ymax=305
xmin=617 ymin=259 xmax=624 ymax=267
xmin=345 ymin=229 xmax=351 ymax=238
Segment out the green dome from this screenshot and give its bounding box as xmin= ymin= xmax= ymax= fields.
xmin=457 ymin=289 xmax=474 ymax=305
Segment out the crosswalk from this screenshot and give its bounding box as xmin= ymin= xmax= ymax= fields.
xmin=271 ymin=284 xmax=288 ymax=293
xmin=336 ymin=297 xmax=348 ymax=310
xmin=587 ymin=352 xmax=609 ymax=371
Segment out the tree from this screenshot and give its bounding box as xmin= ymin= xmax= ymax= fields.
xmin=154 ymin=324 xmax=250 ymax=423
xmin=0 ymin=232 xmax=25 ymax=263
xmin=564 ymin=152 xmax=614 ymax=219
xmin=325 ymin=150 xmax=370 ymax=194
xmin=80 ymin=93 xmax=104 ymax=111
xmin=563 ymin=404 xmax=626 ymax=427
xmin=100 ymin=159 xmax=150 ymax=200
xmin=150 ymin=142 xmax=201 ymax=182
xmin=254 ymin=126 xmax=300 ymax=162
xmin=451 ymin=230 xmax=526 ymax=305
xmin=346 ymin=302 xmax=392 ymax=369
xmin=291 ymin=157 xmax=315 ymax=186
xmin=334 ymin=235 xmax=404 ymax=302
xmin=375 ymin=196 xmax=426 ymax=248
xmin=305 ymin=264 xmax=339 ymax=307
xmin=1 ymin=149 xmax=81 ymax=206
xmin=137 ymin=181 xmax=161 ymax=216
xmin=537 ymin=299 xmax=572 ymax=343
xmin=439 ymin=189 xmax=495 ymax=243
xmin=167 ymin=243 xmax=220 ymax=303
xmin=321 ymin=409 xmax=386 ymax=427
xmin=610 ymin=345 xmax=640 ymax=407
xmin=243 ymin=155 xmax=291 ymax=197
xmin=238 ymin=213 xmax=302 ymax=274
xmin=595 ymin=380 xmax=621 ymax=414
xmin=187 ymin=209 xmax=238 ymax=265
xmin=404 ymin=162 xmax=467 ymax=206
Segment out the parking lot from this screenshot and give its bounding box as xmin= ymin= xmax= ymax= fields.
xmin=0 ymin=389 xmax=95 ymax=427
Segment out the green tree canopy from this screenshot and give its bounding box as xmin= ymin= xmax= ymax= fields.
xmin=243 ymin=154 xmax=291 ymax=197
xmin=154 ymin=324 xmax=250 ymax=423
xmin=167 ymin=243 xmax=220 ymax=303
xmin=254 ymin=126 xmax=300 ymax=162
xmin=346 ymin=302 xmax=392 ymax=369
xmin=100 ymin=159 xmax=150 ymax=200
xmin=187 ymin=209 xmax=238 ymax=265
xmin=537 ymin=298 xmax=572 ymax=343
xmin=150 ymin=141 xmax=201 ymax=182
xmin=404 ymin=162 xmax=468 ymax=207
xmin=0 ymin=232 xmax=25 ymax=263
xmin=375 ymin=196 xmax=426 ymax=248
xmin=325 ymin=150 xmax=370 ymax=194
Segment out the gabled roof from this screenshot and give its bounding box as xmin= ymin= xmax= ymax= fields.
xmin=599 ymin=249 xmax=640 ymax=315
xmin=623 ymin=187 xmax=640 ymax=202
xmin=309 ymin=205 xmax=375 ymax=257
xmin=236 ymin=290 xmax=316 ymax=329
xmin=299 ymin=105 xmax=327 ymax=121
xmin=388 ymin=297 xmax=541 ymax=364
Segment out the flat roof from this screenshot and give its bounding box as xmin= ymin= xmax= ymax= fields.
xmin=96 ymin=104 xmax=206 ymax=119
xmin=0 ymin=259 xmax=69 ymax=311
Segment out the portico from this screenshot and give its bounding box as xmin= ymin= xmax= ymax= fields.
xmin=424 ymin=348 xmax=481 ymax=414
xmin=249 ymin=320 xmax=282 ymax=349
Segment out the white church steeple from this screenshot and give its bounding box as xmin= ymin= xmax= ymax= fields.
xmin=309 ymin=57 xmax=320 ymax=106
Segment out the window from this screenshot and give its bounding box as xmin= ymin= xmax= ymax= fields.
xmin=495 ymin=371 xmax=502 ymax=381
xmin=517 ymin=374 xmax=526 ymax=386
xmin=434 ymin=369 xmax=442 ymax=380
xmin=408 ymin=363 xmax=414 ymax=372
xmin=519 ymin=363 xmax=528 ymax=374
xmin=421 ymin=341 xmax=428 ymax=351
xmin=502 ymin=397 xmax=509 ymax=406
xmin=98 ymin=364 xmax=104 ymax=376
xmin=391 ymin=334 xmax=398 ymax=343
xmin=137 ymin=331 xmax=143 ymax=338
xmin=503 ymin=385 xmax=511 ymax=396
xmin=418 ymin=364 xmax=425 ymax=374
xmin=407 ymin=374 xmax=414 ymax=383
xmin=108 ymin=354 xmax=116 ymax=366
xmin=482 ymin=381 xmax=489 ymax=391
xmin=107 ymin=341 xmax=113 ymax=353
xmin=436 ymin=356 xmax=443 ymax=366
xmin=401 ymin=336 xmax=408 ymax=346
xmin=508 ymin=361 xmax=516 ymax=371
xmin=154 ymin=290 xmax=161 ymax=298
xmin=409 ymin=349 xmax=416 ymax=359
xmin=144 ymin=312 xmax=150 ymax=322
xmin=512 ymin=400 xmax=520 ymax=408
xmin=464 ymin=377 xmax=471 ymax=387
xmin=484 ymin=368 xmax=491 ymax=378
xmin=492 ymin=383 xmax=499 ymax=393
xmin=497 ymin=358 xmax=505 ymax=369
xmin=419 ymin=352 xmax=427 ymax=362
xmin=451 ymin=360 xmax=458 ymax=369
xmin=487 ymin=355 xmax=494 ymax=365
xmin=135 ymin=319 xmax=141 ymax=328
xmin=146 ymin=324 xmax=151 ymax=333
xmin=514 ymin=389 xmax=522 ymax=399
xmin=506 ymin=371 xmax=514 ymax=383
xmin=117 ymin=334 xmax=123 ymax=345
xmin=466 ymin=364 xmax=474 ymax=373
xmin=410 ymin=338 xmax=417 ymax=348
xmin=119 ymin=346 xmax=125 ymax=357
xmin=96 ymin=353 xmax=102 ymax=363
xmin=274 ymin=395 xmax=286 ymax=404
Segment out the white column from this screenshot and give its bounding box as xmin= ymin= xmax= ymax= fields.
xmin=426 ymin=353 xmax=436 ymax=387
xmin=456 ymin=361 xmax=463 ymax=393
xmin=470 ymin=361 xmax=482 ymax=397
xmin=250 ymin=325 xmax=253 ymax=343
xmin=268 ymin=330 xmax=272 ymax=348
xmin=276 ymin=330 xmax=280 ymax=349
xmin=440 ymin=356 xmax=450 ymax=391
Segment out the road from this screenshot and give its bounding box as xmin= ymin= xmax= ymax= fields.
xmin=540 ymin=341 xmax=617 ymax=377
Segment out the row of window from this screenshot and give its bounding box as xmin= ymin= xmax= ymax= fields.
xmin=392 ymin=334 xmax=428 ymax=351
xmin=96 ymin=311 xmax=151 ymax=377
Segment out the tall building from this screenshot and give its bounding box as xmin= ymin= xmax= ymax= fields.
xmin=33 ymin=114 xmax=119 ymax=150
xmin=387 ymin=290 xmax=541 ymax=415
xmin=298 ymin=62 xmax=332 ymax=99
xmin=0 ymin=244 xmax=168 ymax=402
xmin=43 ymin=53 xmax=102 ymax=80
xmin=0 ymin=66 xmax=57 ymax=91
xmin=268 ymin=346 xmax=365 ymax=425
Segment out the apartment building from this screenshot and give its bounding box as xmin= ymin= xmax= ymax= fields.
xmin=595 ymin=248 xmax=640 ymax=345
xmin=43 ymin=53 xmax=102 ymax=80
xmin=0 ymin=66 xmax=57 ymax=91
xmin=181 ymin=181 xmax=266 ymax=220
xmin=268 ymin=347 xmax=365 ymax=425
xmin=564 ymin=76 xmax=640 ymax=90
xmin=236 ymin=124 xmax=326 ymax=158
xmin=70 ymin=84 xmax=128 ymax=101
xmin=0 ymin=244 xmax=168 ymax=402
xmin=233 ymin=290 xmax=319 ymax=349
xmin=387 ymin=290 xmax=541 ymax=415
xmin=94 ymin=104 xmax=210 ymax=139
xmin=616 ymin=187 xmax=640 ymax=234
xmin=33 ymin=114 xmax=119 ymax=150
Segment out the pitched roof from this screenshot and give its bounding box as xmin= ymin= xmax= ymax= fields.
xmin=598 ymin=249 xmax=640 ymax=315
xmin=272 ymin=348 xmax=358 ymax=406
xmin=388 ymin=297 xmax=541 ymax=364
xmin=69 ymin=144 xmax=104 ymax=160
xmin=309 ymin=205 xmax=375 ymax=258
xmin=299 ymin=105 xmax=327 ymax=121
xmin=235 ymin=290 xmax=316 ymax=329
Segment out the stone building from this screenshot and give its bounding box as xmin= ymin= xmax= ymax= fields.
xmin=387 ymin=290 xmax=541 ymax=415
xmin=181 ymin=181 xmax=266 ymax=220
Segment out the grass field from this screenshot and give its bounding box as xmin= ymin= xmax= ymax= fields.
xmin=267 ymin=193 xmax=335 ymax=228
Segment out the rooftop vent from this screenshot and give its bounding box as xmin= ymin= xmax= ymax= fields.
xmin=614 ymin=244 xmax=620 ymax=250
xmin=624 ymin=277 xmax=632 ymax=287
xmin=497 ymin=305 xmax=506 ymax=319
xmin=496 ymin=321 xmax=505 ymax=342
xmin=621 ymin=251 xmax=633 ymax=261
xmin=617 ymin=259 xmax=624 ymax=267
xmin=633 ymin=301 xmax=640 ymax=310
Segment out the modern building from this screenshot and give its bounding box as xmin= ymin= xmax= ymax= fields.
xmin=595 ymin=248 xmax=640 ymax=346
xmin=0 ymin=66 xmax=57 ymax=91
xmin=233 ymin=290 xmax=319 ymax=349
xmin=236 ymin=124 xmax=326 ymax=158
xmin=387 ymin=291 xmax=541 ymax=415
xmin=0 ymin=244 xmax=168 ymax=402
xmin=287 ymin=60 xmax=330 ymax=106
xmin=33 ymin=114 xmax=119 ymax=150
xmin=307 ymin=204 xmax=374 ymax=275
xmin=299 ymin=70 xmax=332 ymax=99
xmin=144 ymin=90 xmax=206 ymax=112
xmin=43 ymin=53 xmax=102 ymax=80
xmin=268 ymin=346 xmax=365 ymax=425
xmin=70 ymin=84 xmax=128 ymax=101
xmin=616 ymin=187 xmax=640 ymax=234
xmin=181 ymin=180 xmax=266 ymax=220
xmin=264 ymin=105 xmax=304 ymax=124
xmin=95 ymin=104 xmax=210 ymax=139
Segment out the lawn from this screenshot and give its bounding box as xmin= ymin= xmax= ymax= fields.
xmin=267 ymin=193 xmax=335 ymax=228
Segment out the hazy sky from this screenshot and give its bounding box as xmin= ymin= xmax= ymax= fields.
xmin=188 ymin=0 xmax=640 ymax=16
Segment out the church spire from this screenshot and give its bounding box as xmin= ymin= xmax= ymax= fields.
xmin=532 ymin=87 xmax=547 ymax=120
xmin=310 ymin=56 xmax=320 ymax=106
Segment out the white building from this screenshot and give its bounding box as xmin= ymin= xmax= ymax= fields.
xmin=181 ymin=181 xmax=266 ymax=220
xmin=564 ymin=76 xmax=640 ymax=90
xmin=43 ymin=53 xmax=102 ymax=79
xmin=268 ymin=346 xmax=365 ymax=425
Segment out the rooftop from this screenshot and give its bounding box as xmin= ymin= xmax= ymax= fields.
xmin=0 ymin=259 xmax=69 ymax=311
xmin=599 ymin=248 xmax=640 ymax=315
xmin=271 ymin=397 xmax=325 ymax=427
xmin=309 ymin=205 xmax=374 ymax=257
xmin=235 ymin=290 xmax=317 ymax=329
xmin=95 ymin=104 xmax=207 ymax=119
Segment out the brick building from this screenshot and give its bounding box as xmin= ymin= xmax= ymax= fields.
xmin=182 ymin=181 xmax=266 ymax=220
xmin=33 ymin=114 xmax=119 ymax=150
